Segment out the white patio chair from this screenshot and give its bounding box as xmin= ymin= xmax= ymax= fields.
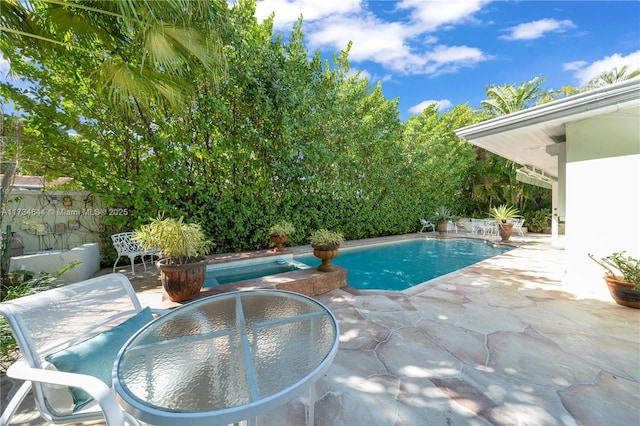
xmin=446 ymin=221 xmax=458 ymax=233
xmin=509 ymin=218 xmax=526 ymax=237
xmin=419 ymin=218 xmax=435 ymax=232
xmin=470 ymin=218 xmax=484 ymax=234
xmin=111 ymin=231 xmax=159 ymax=275
xmin=0 ymin=273 xmax=166 ymax=425
xmin=477 ymin=219 xmax=497 ymax=236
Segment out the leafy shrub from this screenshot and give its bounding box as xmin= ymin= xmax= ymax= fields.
xmin=523 ymin=209 xmax=551 ymax=233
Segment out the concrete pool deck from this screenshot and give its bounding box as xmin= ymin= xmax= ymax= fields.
xmin=2 ymin=232 xmax=639 ymax=425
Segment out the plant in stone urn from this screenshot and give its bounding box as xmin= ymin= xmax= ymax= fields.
xmin=431 ymin=205 xmax=456 ymax=234
xmin=268 ymin=221 xmax=296 ymax=252
xmin=310 ymin=229 xmax=344 ymax=272
xmin=588 ymin=251 xmax=640 ymax=308
xmin=134 ymin=215 xmax=213 ymax=302
xmin=488 ymin=204 xmax=521 ymax=242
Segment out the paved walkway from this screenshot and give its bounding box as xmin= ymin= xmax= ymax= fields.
xmin=3 ymin=234 xmax=640 ymax=425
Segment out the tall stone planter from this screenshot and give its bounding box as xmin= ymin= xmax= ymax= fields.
xmin=157 ymin=258 xmax=207 ymax=302
xmin=436 ymin=221 xmax=448 ymax=234
xmin=498 ymin=222 xmax=514 ymax=242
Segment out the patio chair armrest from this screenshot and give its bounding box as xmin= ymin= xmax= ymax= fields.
xmin=0 ymin=379 xmax=32 ymax=425
xmin=6 ymin=361 xmax=138 ymax=426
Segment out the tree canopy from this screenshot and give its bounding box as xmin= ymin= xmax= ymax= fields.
xmin=3 ymin=0 xmax=607 ymax=262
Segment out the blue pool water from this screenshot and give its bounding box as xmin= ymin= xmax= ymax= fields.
xmin=204 ymin=259 xmax=302 ymax=287
xmin=294 ymin=239 xmax=513 ymax=291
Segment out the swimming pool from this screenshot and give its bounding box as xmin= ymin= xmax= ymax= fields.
xmin=294 ymin=238 xmax=513 ymax=291
xmin=204 ymin=255 xmax=309 ymax=287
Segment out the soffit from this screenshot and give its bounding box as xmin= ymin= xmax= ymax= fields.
xmin=455 ymin=78 xmax=640 ymax=179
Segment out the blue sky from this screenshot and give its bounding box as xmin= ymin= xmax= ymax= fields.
xmin=255 ymin=0 xmax=640 ymax=120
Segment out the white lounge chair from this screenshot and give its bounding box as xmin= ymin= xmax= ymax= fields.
xmin=419 ymin=219 xmax=435 ymax=232
xmin=111 ymin=231 xmax=159 ymax=275
xmin=0 ymin=273 xmax=166 ymax=425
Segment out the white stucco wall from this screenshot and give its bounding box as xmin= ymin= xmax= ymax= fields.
xmin=564 ymin=108 xmax=640 ymax=297
xmin=9 ymin=243 xmax=101 ymax=283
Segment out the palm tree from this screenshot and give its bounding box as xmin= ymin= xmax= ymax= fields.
xmin=583 ymin=66 xmax=640 ymax=90
xmin=0 ymin=0 xmax=228 ymax=109
xmin=480 ymin=77 xmax=546 ymax=116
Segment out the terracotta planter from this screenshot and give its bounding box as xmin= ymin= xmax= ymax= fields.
xmin=157 ymin=258 xmax=207 ymax=302
xmin=270 ymin=234 xmax=288 ymax=251
xmin=498 ymin=222 xmax=513 ymax=242
xmin=436 ymin=221 xmax=448 ymax=234
xmin=312 ymin=245 xmax=340 ymax=272
xmin=603 ymin=276 xmax=640 ymax=309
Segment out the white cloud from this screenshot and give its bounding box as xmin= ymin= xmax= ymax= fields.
xmin=308 ymin=14 xmax=489 ymax=76
xmin=308 ymin=15 xmax=424 ymax=72
xmin=500 ymin=18 xmax=576 ymax=41
xmin=565 ymin=50 xmax=640 ymax=86
xmin=256 ymin=0 xmax=492 ymax=77
xmin=0 ymin=57 xmax=10 ymax=76
xmin=256 ymin=0 xmax=363 ymax=29
xmin=562 ymin=61 xmax=587 ymax=72
xmin=409 ymin=99 xmax=452 ymax=114
xmin=397 ymin=0 xmax=490 ymax=32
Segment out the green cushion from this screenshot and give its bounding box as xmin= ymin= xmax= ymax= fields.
xmin=45 ymin=307 xmax=153 ymax=411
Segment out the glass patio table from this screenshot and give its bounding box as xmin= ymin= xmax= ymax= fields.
xmin=113 ymin=290 xmax=339 ymax=426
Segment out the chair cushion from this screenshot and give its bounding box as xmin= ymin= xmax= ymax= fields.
xmin=45 ymin=307 xmax=153 ymax=411
xmin=42 ymin=364 xmax=75 ymax=415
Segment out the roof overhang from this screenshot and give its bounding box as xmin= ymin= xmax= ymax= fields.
xmin=455 ymin=78 xmax=640 ymax=183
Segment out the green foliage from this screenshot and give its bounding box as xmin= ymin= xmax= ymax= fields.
xmin=269 ymin=222 xmax=296 ymax=237
xmin=481 ymin=77 xmax=546 ymax=116
xmin=133 ymin=216 xmax=212 ymax=265
xmin=583 ymin=66 xmax=640 ymax=91
xmin=488 ymin=204 xmax=521 ymax=222
xmin=588 ymin=252 xmax=640 ymax=290
xmin=0 ymin=0 xmax=228 ymax=110
xmin=431 ymin=206 xmax=456 ymax=223
xmin=1 ymin=0 xmax=552 ymax=255
xmin=523 ymin=209 xmax=551 ymax=232
xmin=310 ymin=229 xmax=345 ymax=248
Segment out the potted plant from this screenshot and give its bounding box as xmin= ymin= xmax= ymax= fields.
xmin=134 ymin=216 xmax=213 ymax=302
xmin=523 ymin=209 xmax=550 ymax=233
xmin=588 ymin=251 xmax=640 ymax=308
xmin=310 ymin=229 xmax=344 ymax=272
xmin=268 ymin=221 xmax=296 ymax=252
xmin=488 ymin=204 xmax=521 ymax=242
xmin=431 ymin=206 xmax=455 ymax=234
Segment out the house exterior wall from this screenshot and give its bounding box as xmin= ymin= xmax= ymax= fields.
xmin=564 ymin=109 xmax=640 ymax=296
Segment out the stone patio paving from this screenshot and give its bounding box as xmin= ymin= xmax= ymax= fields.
xmin=3 ymin=234 xmax=639 ymax=425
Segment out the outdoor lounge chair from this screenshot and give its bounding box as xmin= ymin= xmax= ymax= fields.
xmin=419 ymin=219 xmax=435 ymax=232
xmin=111 ymin=231 xmax=159 ymax=275
xmin=0 ymin=273 xmax=165 ymax=425
xmin=447 ymin=220 xmax=458 ymax=233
